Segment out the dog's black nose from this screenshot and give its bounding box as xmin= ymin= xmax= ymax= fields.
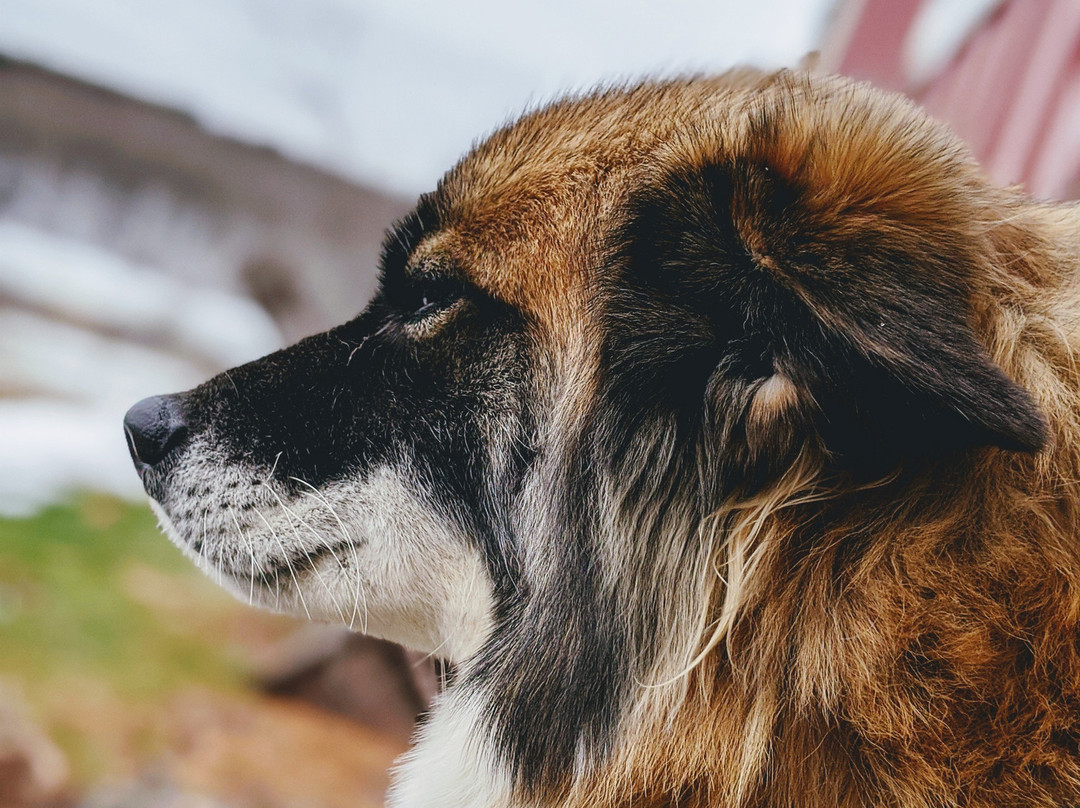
xmin=123 ymin=394 xmax=189 ymax=470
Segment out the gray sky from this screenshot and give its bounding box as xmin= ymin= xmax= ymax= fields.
xmin=0 ymin=0 xmax=836 ymax=194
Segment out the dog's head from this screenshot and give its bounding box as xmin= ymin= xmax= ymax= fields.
xmin=124 ymin=71 xmax=1049 ymax=798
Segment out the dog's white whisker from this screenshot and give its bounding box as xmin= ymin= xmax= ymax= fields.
xmin=253 ymin=508 xmax=311 ymax=621
xmin=259 ymin=480 xmax=350 ymax=625
xmin=265 ymin=451 xmax=283 ymax=482
xmin=289 ymin=477 xmax=368 ymax=631
xmin=227 ymin=506 xmax=257 ymax=607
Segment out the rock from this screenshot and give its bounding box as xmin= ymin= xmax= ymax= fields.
xmin=162 ymin=688 xmax=403 ymax=808
xmin=0 ymin=682 xmax=71 ymax=807
xmin=256 ymin=626 xmax=440 ymax=746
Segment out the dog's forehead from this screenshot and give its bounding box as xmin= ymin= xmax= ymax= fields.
xmin=413 ymin=169 xmax=603 ymax=328
xmin=415 ymin=130 xmax=637 ymax=326
xmin=406 ymin=76 xmax=766 ymax=329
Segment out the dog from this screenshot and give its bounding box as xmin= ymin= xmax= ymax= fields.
xmin=124 ymin=69 xmax=1080 ymax=807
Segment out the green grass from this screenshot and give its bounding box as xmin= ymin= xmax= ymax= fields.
xmin=0 ymin=494 xmax=247 ymax=699
xmin=0 ymin=496 xmax=398 ymax=801
xmin=0 ymin=495 xmax=319 ymax=790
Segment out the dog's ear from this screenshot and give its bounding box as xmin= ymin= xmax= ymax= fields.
xmin=608 ymin=157 xmax=1047 ymax=476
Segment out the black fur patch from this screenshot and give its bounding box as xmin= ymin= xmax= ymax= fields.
xmin=468 ymin=431 xmax=628 ymax=797
xmin=604 ymin=157 xmax=1047 ymax=490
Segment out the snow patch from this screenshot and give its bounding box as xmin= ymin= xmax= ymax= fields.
xmin=0 ymin=223 xmax=282 ymax=515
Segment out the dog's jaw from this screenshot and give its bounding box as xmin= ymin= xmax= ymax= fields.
xmin=149 ymin=462 xmax=497 ymax=663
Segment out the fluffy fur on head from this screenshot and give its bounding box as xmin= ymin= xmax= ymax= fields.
xmin=128 ymin=70 xmax=1080 ymax=807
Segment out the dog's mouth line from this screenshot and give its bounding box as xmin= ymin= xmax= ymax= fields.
xmin=210 ymin=539 xmax=359 ymax=586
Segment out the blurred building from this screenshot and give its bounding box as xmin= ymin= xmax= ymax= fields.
xmin=0 ymin=57 xmax=409 ymax=344
xmin=823 ymin=0 xmax=1080 ymax=200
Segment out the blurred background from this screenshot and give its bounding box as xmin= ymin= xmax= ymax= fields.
xmin=0 ymin=0 xmax=1074 ymax=805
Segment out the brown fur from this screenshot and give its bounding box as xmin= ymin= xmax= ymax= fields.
xmin=417 ymin=70 xmax=1080 ymax=806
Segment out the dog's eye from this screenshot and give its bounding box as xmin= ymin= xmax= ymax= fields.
xmin=415 ymin=295 xmax=439 ymax=316
xmin=401 ymin=276 xmax=462 ymax=322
